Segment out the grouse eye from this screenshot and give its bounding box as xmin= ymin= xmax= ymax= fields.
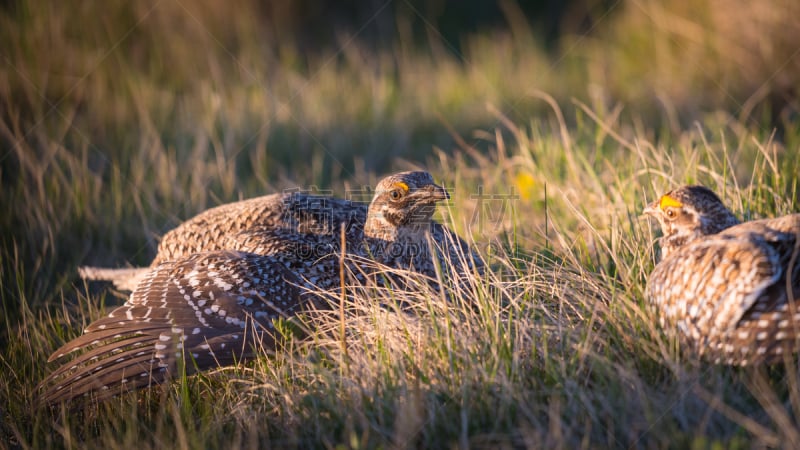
xmin=665 ymin=209 xmax=676 ymax=218
xmin=389 ymin=189 xmax=403 ymax=200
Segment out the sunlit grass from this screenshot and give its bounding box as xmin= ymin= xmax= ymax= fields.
xmin=5 ymin=109 xmax=799 ymax=448
xmin=2 ymin=0 xmax=800 ymax=448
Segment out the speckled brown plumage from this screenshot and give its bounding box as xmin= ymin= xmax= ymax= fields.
xmin=43 ymin=171 xmax=480 ymax=403
xmin=644 ymin=185 xmax=800 ymax=365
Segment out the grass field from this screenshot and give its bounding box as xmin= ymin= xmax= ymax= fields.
xmin=2 ymin=0 xmax=800 ymax=448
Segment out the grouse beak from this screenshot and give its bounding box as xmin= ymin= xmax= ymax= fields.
xmin=641 ymin=200 xmax=660 ymax=219
xmin=409 ymin=183 xmax=449 ymax=205
xmin=427 ymin=183 xmax=450 ymax=201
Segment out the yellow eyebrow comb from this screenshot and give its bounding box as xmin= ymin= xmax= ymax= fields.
xmin=659 ymin=194 xmax=683 ymax=209
xmin=394 ymin=182 xmax=409 ymax=191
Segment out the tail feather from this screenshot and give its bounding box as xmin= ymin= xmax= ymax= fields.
xmin=42 ymin=348 xmax=171 ymax=404
xmin=78 ymin=266 xmax=150 ymax=292
xmin=48 ymin=326 xmax=167 ymax=362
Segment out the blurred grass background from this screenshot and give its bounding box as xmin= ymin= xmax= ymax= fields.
xmin=1 ymin=0 xmax=800 ymax=448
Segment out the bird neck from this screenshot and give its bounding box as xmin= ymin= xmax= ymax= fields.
xmin=363 ymin=213 xmax=433 ymax=264
xmin=658 ymin=231 xmax=700 ymax=260
xmin=658 ymin=211 xmax=740 ymax=260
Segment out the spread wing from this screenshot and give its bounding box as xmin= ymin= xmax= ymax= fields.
xmin=154 ymin=193 xmax=367 ymax=265
xmin=42 ymin=250 xmax=316 ymax=403
xmin=154 ymin=195 xmax=287 ymax=264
